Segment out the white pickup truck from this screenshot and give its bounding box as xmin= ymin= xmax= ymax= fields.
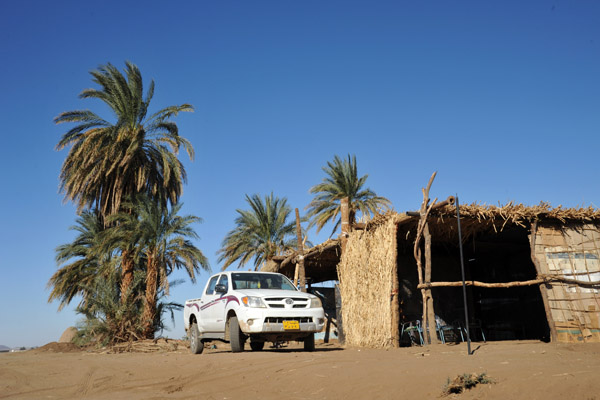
xmin=183 ymin=271 xmax=325 ymax=353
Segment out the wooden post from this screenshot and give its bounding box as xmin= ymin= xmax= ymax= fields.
xmin=424 ymin=223 xmax=439 ymax=344
xmin=391 ymin=223 xmax=400 ymax=347
xmin=413 ymin=172 xmax=439 ymax=345
xmin=530 ymin=221 xmax=558 ymax=342
xmin=341 ymin=197 xmax=350 ymax=254
xmin=295 ymin=208 xmax=306 ymax=292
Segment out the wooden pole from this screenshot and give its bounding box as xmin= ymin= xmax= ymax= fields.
xmin=295 ymin=208 xmax=306 ymax=292
xmin=418 ymin=279 xmax=547 ymax=289
xmin=530 ymin=221 xmax=558 ymax=342
xmin=339 ymin=198 xmax=350 ymax=344
xmin=424 ymin=222 xmax=439 ymax=344
xmin=417 ymin=276 xmax=600 ymax=289
xmin=391 ymin=223 xmax=400 ymax=347
xmin=413 ymin=172 xmax=439 ymax=345
xmin=341 ymin=197 xmax=350 ymax=254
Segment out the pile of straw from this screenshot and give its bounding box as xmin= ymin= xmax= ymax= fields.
xmin=337 ymin=216 xmax=399 ymax=348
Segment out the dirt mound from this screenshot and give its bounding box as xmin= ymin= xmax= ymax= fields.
xmin=31 ymin=342 xmax=82 ymax=353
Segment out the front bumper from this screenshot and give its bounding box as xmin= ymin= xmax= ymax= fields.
xmin=237 ymin=307 xmax=326 ymax=334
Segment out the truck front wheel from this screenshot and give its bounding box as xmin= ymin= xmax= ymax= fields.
xmin=303 ymin=333 xmax=315 ymax=352
xmin=229 ymin=316 xmax=245 ymax=353
xmin=189 ymin=322 xmax=204 ymax=354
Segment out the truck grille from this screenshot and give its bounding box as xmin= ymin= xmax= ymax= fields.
xmin=264 ymin=317 xmax=313 ymax=323
xmin=264 ymin=297 xmax=309 ymax=309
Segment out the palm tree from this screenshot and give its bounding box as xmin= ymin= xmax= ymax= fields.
xmin=54 ymin=61 xmax=194 ymax=218
xmin=54 ymin=61 xmax=195 ymax=297
xmin=47 ymin=211 xmax=115 ymax=311
xmin=73 ymin=268 xmax=147 ymax=345
xmin=112 ymin=195 xmax=209 ymax=338
xmin=306 ymin=154 xmax=391 ymax=235
xmin=218 ymin=193 xmax=299 ymax=270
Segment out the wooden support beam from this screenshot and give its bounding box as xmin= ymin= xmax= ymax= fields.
xmin=423 ymin=222 xmax=439 ymax=344
xmin=413 ymin=172 xmax=439 ymax=345
xmin=391 ymin=224 xmax=400 ymax=348
xmin=341 ymin=197 xmax=350 ymax=254
xmin=295 ymin=208 xmax=306 ymax=292
xmin=418 ymin=280 xmax=545 ymax=289
xmin=417 ymin=276 xmax=600 ymax=289
xmin=406 ymin=195 xmax=455 ymax=216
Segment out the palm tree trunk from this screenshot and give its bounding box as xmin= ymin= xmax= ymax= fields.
xmin=120 ymin=249 xmax=134 ymax=304
xmin=142 ymin=253 xmax=158 ymax=339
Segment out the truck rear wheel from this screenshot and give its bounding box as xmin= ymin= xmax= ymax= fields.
xmin=189 ymin=322 xmax=204 ymax=354
xmin=250 ymin=341 xmax=264 ymax=351
xmin=303 ymin=333 xmax=315 ymax=352
xmin=229 ymin=316 xmax=245 ymax=353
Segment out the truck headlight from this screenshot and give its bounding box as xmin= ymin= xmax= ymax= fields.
xmin=310 ymin=297 xmax=322 ymax=308
xmin=241 ymin=296 xmax=266 ymax=308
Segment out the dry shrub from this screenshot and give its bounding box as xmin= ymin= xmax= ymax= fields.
xmin=442 ymin=372 xmax=494 ymax=395
xmin=337 ymin=216 xmax=399 ymax=348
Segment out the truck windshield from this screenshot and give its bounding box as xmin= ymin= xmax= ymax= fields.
xmin=231 ymin=273 xmax=296 ymax=291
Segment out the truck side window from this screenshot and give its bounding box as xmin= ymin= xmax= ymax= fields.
xmin=205 ymin=276 xmax=219 ymax=295
xmin=218 ymin=275 xmax=229 ymax=292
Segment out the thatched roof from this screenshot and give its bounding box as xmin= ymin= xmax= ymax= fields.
xmin=367 ymin=202 xmax=600 ymax=228
xmin=435 ymin=201 xmax=600 ymax=224
xmin=367 ymin=202 xmax=600 ymax=244
xmin=262 ymin=202 xmax=600 ymax=282
xmin=261 ymin=239 xmax=340 ymax=283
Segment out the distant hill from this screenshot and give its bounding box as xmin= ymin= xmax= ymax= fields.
xmin=0 ymin=345 xmax=10 ymax=352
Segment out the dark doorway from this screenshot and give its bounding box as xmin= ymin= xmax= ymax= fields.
xmin=397 ymin=225 xmax=550 ymax=343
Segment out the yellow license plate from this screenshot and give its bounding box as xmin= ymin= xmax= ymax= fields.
xmin=283 ymin=320 xmax=300 ymax=330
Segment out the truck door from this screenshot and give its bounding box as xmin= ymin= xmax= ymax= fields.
xmin=202 ymin=274 xmax=230 ymax=333
xmin=211 ymin=274 xmax=230 ymax=332
xmin=199 ymin=275 xmax=220 ymax=332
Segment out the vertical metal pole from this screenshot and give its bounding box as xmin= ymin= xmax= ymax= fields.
xmin=456 ymin=195 xmax=472 ymax=355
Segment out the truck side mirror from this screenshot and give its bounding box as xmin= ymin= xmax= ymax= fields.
xmin=215 ymin=284 xmax=227 ymax=294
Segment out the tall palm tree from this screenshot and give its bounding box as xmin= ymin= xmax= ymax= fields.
xmin=218 ymin=193 xmax=299 ymax=270
xmin=54 ymin=61 xmax=194 ymax=218
xmin=112 ymin=195 xmax=209 ymax=338
xmin=48 ymin=211 xmax=115 ymax=311
xmin=54 ymin=61 xmax=195 ymax=297
xmin=306 ymin=154 xmax=391 ymax=236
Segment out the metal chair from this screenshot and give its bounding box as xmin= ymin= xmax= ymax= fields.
xmin=401 ymin=320 xmax=423 ymax=346
xmin=454 ymin=319 xmax=486 ymax=342
xmin=437 ymin=320 xmax=463 ymax=344
xmin=466 ymin=319 xmax=486 ymax=342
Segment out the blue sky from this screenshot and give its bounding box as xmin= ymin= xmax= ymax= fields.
xmin=0 ymin=0 xmax=598 ymax=347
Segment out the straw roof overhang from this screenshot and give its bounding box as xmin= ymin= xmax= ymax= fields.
xmin=261 ymin=239 xmax=341 ymax=283
xmin=367 ymin=202 xmax=600 ymax=244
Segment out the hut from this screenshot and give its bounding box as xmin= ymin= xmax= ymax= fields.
xmin=263 ymin=185 xmax=600 ymax=348
xmin=338 ymin=202 xmax=600 ymax=347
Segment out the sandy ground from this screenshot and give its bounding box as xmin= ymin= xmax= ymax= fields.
xmin=1 ymin=340 xmax=600 ymax=400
